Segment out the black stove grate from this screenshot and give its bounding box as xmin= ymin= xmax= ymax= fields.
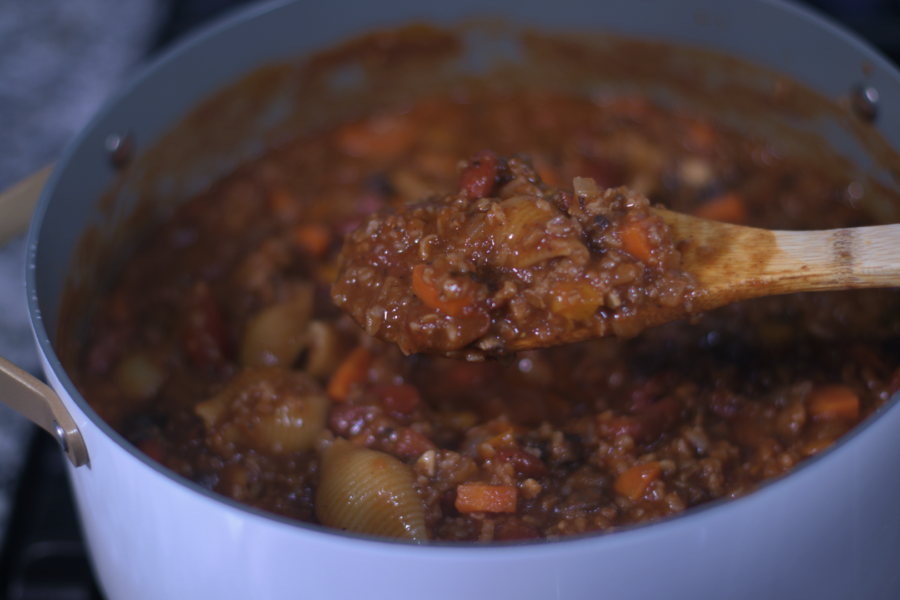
xmin=0 ymin=432 xmax=102 ymax=600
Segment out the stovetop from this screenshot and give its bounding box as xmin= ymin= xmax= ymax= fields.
xmin=0 ymin=434 xmax=98 ymax=600
xmin=0 ymin=0 xmax=898 ymax=598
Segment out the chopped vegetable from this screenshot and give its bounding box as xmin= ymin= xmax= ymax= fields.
xmin=477 ymin=426 xmax=517 ymax=460
xmin=550 ymin=281 xmax=604 ymax=321
xmin=614 ymin=461 xmax=662 ymax=501
xmin=493 ymin=448 xmax=549 ymax=478
xmin=411 ymin=263 xmax=472 ymax=317
xmin=267 ymin=187 xmax=301 ymax=222
xmin=455 ymin=483 xmax=518 ymax=513
xmin=800 ymin=439 xmax=833 ymax=457
xmin=326 ymin=347 xmax=373 ymax=401
xmin=335 ymin=113 xmax=416 ymax=159
xmin=807 ymin=385 xmax=860 ymax=421
xmin=694 ymin=192 xmax=748 ymax=225
xmin=684 ymin=121 xmax=717 ymax=154
xmin=291 ymin=223 xmax=332 ymax=258
xmin=619 ymin=220 xmax=654 ymax=263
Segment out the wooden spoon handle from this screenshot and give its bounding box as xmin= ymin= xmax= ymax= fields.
xmin=770 ymin=226 xmax=900 ymax=291
xmin=0 ymin=164 xmax=54 ymax=247
xmin=656 ymin=207 xmax=900 ymax=312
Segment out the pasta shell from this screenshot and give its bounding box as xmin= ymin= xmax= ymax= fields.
xmin=303 ymin=320 xmax=345 ymax=379
xmin=239 ymin=284 xmax=314 ymax=368
xmin=113 ymin=351 xmax=167 ymax=400
xmin=194 ymin=367 xmax=328 ymax=455
xmin=316 ymin=438 xmax=428 ymax=541
xmin=250 ymin=390 xmax=329 ymax=455
xmin=492 ymin=196 xmax=584 ymax=269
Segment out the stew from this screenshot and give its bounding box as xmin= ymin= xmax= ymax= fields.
xmin=333 ymin=151 xmax=696 ymax=358
xmin=75 ymin=90 xmax=900 ymax=542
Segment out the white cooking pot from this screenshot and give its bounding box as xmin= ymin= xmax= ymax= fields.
xmin=2 ymin=0 xmax=900 ymax=598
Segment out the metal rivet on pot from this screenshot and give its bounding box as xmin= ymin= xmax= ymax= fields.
xmin=850 ymin=85 xmax=879 ymax=123
xmin=105 ymin=131 xmax=135 ymax=169
xmin=53 ymin=420 xmax=69 ymax=453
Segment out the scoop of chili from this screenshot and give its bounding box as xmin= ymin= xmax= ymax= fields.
xmin=331 ymin=152 xmax=696 ymax=359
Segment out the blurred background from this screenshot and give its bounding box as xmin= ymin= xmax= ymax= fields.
xmin=0 ymin=0 xmax=898 ymax=597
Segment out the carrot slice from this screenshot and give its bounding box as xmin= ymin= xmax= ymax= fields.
xmin=290 ymin=223 xmax=332 ymax=258
xmin=455 ymin=483 xmax=518 ymax=513
xmin=619 ymin=220 xmax=653 ymax=263
xmin=335 ymin=114 xmax=416 ymax=159
xmin=411 ymin=263 xmax=471 ymax=317
xmin=614 ymin=461 xmax=662 ymax=501
xmin=684 ymin=121 xmax=717 ymax=154
xmin=800 ymin=438 xmax=834 ymax=457
xmin=267 ymin=187 xmax=301 ymax=222
xmin=477 ymin=427 xmax=517 ymax=460
xmin=326 ymin=347 xmax=372 ymax=402
xmin=808 ymin=385 xmax=860 ymax=421
xmin=694 ymin=192 xmax=748 ymax=225
xmin=550 ymin=281 xmax=604 ymax=321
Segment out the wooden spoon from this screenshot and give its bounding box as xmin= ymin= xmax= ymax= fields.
xmin=503 ymin=209 xmax=900 ymax=351
xmin=334 ymin=151 xmax=900 ymax=356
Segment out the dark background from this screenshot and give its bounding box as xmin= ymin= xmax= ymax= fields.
xmin=153 ymin=0 xmax=900 ymax=63
xmin=0 ymin=0 xmax=898 ymax=598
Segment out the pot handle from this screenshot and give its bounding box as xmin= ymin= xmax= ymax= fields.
xmin=0 ymin=356 xmax=89 ymax=467
xmin=0 ymin=164 xmax=53 ymax=247
xmin=0 ymin=166 xmax=88 ymax=468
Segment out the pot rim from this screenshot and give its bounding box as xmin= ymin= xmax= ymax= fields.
xmin=23 ymin=0 xmax=900 ymax=551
